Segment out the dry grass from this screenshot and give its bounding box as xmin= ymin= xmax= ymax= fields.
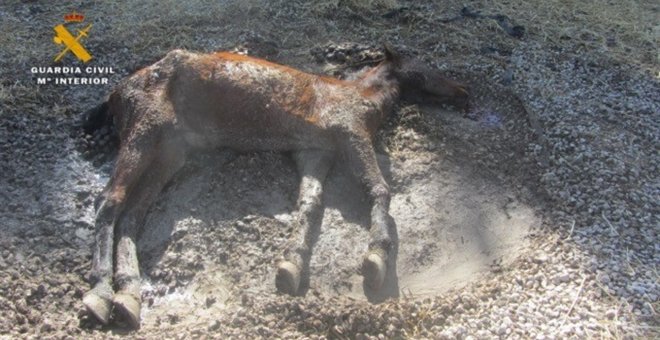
xmin=341 ymin=0 xmax=398 ymax=9
xmin=493 ymin=0 xmax=658 ymax=71
xmin=0 ymin=0 xmax=656 ymax=337
xmin=2 ymin=0 xmax=655 ymax=76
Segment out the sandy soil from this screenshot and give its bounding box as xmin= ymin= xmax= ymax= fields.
xmin=0 ymin=0 xmax=657 ymax=338
xmin=134 ymin=102 xmax=539 ymax=317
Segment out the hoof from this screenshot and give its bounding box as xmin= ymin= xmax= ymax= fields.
xmin=276 ymin=261 xmax=301 ymax=295
xmin=113 ymin=293 xmax=141 ymax=329
xmin=83 ymin=291 xmax=113 ymax=325
xmin=363 ymin=252 xmax=386 ymax=290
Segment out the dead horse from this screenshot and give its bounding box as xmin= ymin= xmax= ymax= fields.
xmin=81 ymin=45 xmax=468 ymax=328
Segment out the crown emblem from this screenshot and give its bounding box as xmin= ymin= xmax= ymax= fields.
xmin=64 ymin=11 xmax=85 ymax=23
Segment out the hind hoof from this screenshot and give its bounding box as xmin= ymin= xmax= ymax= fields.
xmin=83 ymin=291 xmax=113 ymax=325
xmin=276 ymin=261 xmax=301 ymax=295
xmin=363 ymin=252 xmax=386 ymax=290
xmin=113 ymin=293 xmax=141 ymax=329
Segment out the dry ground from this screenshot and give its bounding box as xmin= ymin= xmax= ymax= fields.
xmin=0 ymin=0 xmax=658 ymax=339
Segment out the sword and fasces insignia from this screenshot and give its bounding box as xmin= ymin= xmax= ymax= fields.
xmin=53 ymin=11 xmax=93 ymax=63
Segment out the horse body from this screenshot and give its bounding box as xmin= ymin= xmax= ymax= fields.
xmin=83 ymin=46 xmax=467 ymax=328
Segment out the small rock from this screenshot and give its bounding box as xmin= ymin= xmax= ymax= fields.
xmin=605 ymin=309 xmax=617 ymax=319
xmin=208 ymin=320 xmax=221 ymax=331
xmin=533 ymin=254 xmax=549 ymax=264
xmin=598 ymin=274 xmax=610 ymax=284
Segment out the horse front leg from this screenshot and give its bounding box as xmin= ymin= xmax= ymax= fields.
xmin=276 ymin=149 xmax=333 ymax=295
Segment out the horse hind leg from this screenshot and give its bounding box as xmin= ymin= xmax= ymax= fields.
xmin=112 ymin=139 xmax=186 ymax=328
xmin=83 ymin=132 xmax=160 ymax=324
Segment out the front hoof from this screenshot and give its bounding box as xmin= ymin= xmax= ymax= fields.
xmin=363 ymin=252 xmax=386 ymax=290
xmin=276 ymin=261 xmax=301 ymax=295
xmin=113 ymin=293 xmax=141 ymax=329
xmin=83 ymin=291 xmax=113 ymax=325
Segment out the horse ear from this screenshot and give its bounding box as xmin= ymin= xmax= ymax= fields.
xmin=383 ymin=43 xmax=401 ymax=65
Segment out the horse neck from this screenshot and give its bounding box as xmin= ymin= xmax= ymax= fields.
xmin=354 ymin=62 xmax=400 ymax=114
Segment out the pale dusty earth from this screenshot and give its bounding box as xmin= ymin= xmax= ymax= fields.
xmin=0 ymin=0 xmax=658 ymax=339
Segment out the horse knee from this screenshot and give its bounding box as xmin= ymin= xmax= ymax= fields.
xmin=370 ymin=183 xmax=390 ymax=208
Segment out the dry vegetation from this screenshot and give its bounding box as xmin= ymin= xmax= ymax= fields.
xmin=0 ymin=0 xmax=658 ymax=338
xmin=494 ymin=0 xmax=658 ymax=69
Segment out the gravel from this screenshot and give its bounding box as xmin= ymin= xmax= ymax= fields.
xmin=0 ymin=0 xmax=658 ymax=338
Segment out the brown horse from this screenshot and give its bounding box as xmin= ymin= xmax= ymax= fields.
xmin=82 ymin=45 xmax=468 ymax=328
